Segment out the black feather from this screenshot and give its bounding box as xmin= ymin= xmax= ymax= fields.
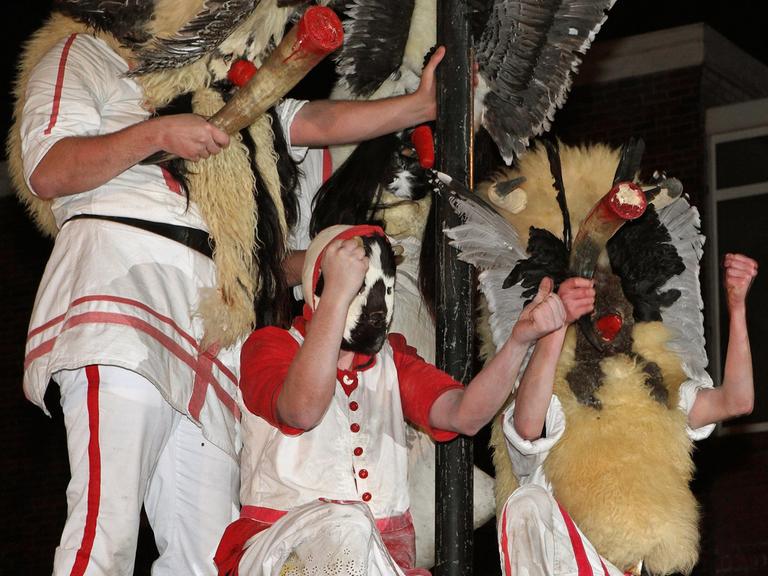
xmin=504 ymin=226 xmax=570 ymax=299
xmin=607 ymin=205 xmax=685 ymax=322
xmin=335 ymin=0 xmax=415 ymax=97
xmin=57 ymin=0 xmax=156 ymax=45
xmin=613 ymin=138 xmax=645 ymax=184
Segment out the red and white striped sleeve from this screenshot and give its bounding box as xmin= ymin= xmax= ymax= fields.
xmin=20 ymin=34 xmax=105 ymax=195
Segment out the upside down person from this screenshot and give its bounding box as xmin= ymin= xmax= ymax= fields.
xmin=215 ymin=224 xmax=566 ymax=575
xmin=498 ymin=253 xmax=757 ymax=576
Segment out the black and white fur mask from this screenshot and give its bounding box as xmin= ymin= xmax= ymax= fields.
xmin=303 ymin=225 xmax=396 ymax=356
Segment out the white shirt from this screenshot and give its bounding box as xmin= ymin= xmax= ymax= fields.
xmin=20 ymin=33 xmax=305 ymax=458
xmin=239 ymin=327 xmax=411 ymax=519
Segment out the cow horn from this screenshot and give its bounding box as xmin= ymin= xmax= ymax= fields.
xmin=209 ymin=6 xmax=343 ymax=134
xmin=569 ymin=182 xmax=647 ymax=279
xmin=145 ymin=6 xmax=342 ymax=164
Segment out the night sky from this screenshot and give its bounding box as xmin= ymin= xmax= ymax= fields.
xmin=2 ymin=1 xmax=767 ymax=139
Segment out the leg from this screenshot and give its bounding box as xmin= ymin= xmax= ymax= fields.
xmin=53 ymin=366 xmax=175 ymax=576
xmin=146 ymin=415 xmax=239 ymax=576
xmin=239 ymin=501 xmax=405 ymax=576
xmin=498 ymin=485 xmax=625 ymax=576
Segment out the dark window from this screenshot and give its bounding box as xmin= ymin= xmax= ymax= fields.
xmin=715 ymin=135 xmax=768 ymax=189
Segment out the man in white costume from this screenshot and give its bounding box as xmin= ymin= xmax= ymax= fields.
xmin=215 ymin=224 xmax=568 ymax=575
xmin=498 ymin=254 xmax=757 ymax=576
xmin=13 ymin=4 xmax=447 ymax=573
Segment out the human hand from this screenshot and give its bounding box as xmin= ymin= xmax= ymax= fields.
xmin=320 ymin=238 xmax=369 ymax=305
xmin=511 ymin=277 xmax=566 ymax=345
xmin=414 ymin=46 xmax=445 ymax=122
xmin=152 ymin=114 xmax=230 ymax=162
xmin=724 ymin=253 xmax=758 ymax=312
xmin=558 ymin=277 xmax=595 ymax=324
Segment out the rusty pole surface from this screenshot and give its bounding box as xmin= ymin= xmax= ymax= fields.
xmin=434 ymin=1 xmax=474 ymax=575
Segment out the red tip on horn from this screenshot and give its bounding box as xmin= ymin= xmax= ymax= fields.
xmin=298 ymin=6 xmax=344 ymax=55
xmin=228 ymin=59 xmax=257 ymax=87
xmin=411 ymin=125 xmax=435 ymax=169
xmin=605 ymin=182 xmax=647 ymax=220
xmin=595 ymin=313 xmax=623 ymax=342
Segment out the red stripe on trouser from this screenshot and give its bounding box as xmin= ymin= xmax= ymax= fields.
xmin=69 ymin=366 xmax=102 ymax=576
xmin=499 ymin=505 xmax=513 ymax=576
xmin=45 ymin=34 xmax=78 ymax=135
xmin=557 ymin=502 xmax=593 ymax=576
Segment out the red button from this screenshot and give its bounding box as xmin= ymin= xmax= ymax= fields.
xmin=359 ymin=469 xmax=368 ymax=479
xmin=362 ymin=492 xmax=372 ymax=502
xmin=349 ymin=401 xmax=359 ymax=411
xmin=354 ymin=447 xmax=363 ymax=456
xmin=350 ymin=423 xmax=360 ymax=433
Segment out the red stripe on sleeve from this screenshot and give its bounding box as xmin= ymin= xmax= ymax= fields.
xmin=69 ymin=365 xmax=102 ymax=576
xmin=44 ymin=34 xmax=78 ymax=136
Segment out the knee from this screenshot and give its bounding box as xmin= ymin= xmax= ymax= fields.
xmin=323 ymin=502 xmax=376 ymax=539
xmin=500 ymin=485 xmax=555 ymax=527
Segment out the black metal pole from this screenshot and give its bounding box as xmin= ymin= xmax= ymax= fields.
xmin=434 ymin=1 xmax=474 ymax=575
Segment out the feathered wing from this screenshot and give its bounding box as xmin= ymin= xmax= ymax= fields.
xmin=131 ymin=0 xmax=262 ymax=74
xmin=476 ymin=0 xmax=616 ymax=164
xmin=439 ymin=175 xmax=529 ymax=351
xmin=334 ymin=0 xmax=416 ymax=97
xmin=656 ymin=196 xmax=711 ymax=385
xmin=56 ymin=0 xmax=157 ymax=44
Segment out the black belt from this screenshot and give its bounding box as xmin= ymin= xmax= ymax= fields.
xmin=65 ymin=214 xmax=214 ymax=259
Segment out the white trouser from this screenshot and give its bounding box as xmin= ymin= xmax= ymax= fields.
xmin=52 ymin=365 xmax=239 ymax=576
xmin=497 ymin=485 xmax=625 ymax=576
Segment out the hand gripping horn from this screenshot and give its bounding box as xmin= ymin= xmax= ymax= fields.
xmin=146 ymin=6 xmax=343 ymax=163
xmin=570 ymin=181 xmax=647 ymax=350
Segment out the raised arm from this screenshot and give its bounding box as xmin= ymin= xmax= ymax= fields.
xmin=512 ymin=277 xmax=595 ymax=440
xmin=687 ymin=253 xmax=758 ymax=429
xmin=289 ymin=47 xmax=444 ymax=147
xmin=275 ymin=239 xmax=367 ymax=430
xmin=30 ymin=114 xmax=230 ymax=199
xmin=429 ymin=277 xmax=570 ymax=436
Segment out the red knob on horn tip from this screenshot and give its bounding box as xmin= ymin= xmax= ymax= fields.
xmin=298 ymin=6 xmax=344 ymax=54
xmin=411 ymin=125 xmax=435 ymax=169
xmin=606 ymin=182 xmax=647 ymax=220
xmin=596 ymin=313 xmax=623 ymax=342
xmin=228 ymin=59 xmax=257 ymax=87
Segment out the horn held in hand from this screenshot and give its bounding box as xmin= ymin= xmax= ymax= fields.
xmin=569 ymin=182 xmax=647 ymax=280
xmin=146 ymin=6 xmax=343 ymax=164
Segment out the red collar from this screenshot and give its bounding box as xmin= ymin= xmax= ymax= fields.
xmin=291 ymin=316 xmax=377 ymax=372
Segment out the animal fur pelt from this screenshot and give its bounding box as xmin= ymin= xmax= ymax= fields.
xmin=445 ymin=141 xmax=707 ymax=575
xmin=7 ymin=1 xmax=308 ymax=347
xmin=545 ymin=323 xmax=698 ymax=574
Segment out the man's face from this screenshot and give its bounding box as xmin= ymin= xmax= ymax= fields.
xmin=340 ymin=235 xmax=396 ymax=355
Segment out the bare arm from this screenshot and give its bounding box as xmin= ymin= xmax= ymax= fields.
xmin=276 ymin=239 xmax=367 ymax=430
xmin=289 ymin=47 xmax=444 ymax=147
xmin=30 ymin=114 xmax=230 ymax=199
xmin=688 ymin=253 xmax=758 ymax=429
xmin=429 ymin=277 xmax=567 ymax=436
xmin=512 ymin=277 xmax=595 ymax=440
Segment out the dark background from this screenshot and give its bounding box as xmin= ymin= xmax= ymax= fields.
xmin=2 ymin=2 xmax=768 ymax=575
